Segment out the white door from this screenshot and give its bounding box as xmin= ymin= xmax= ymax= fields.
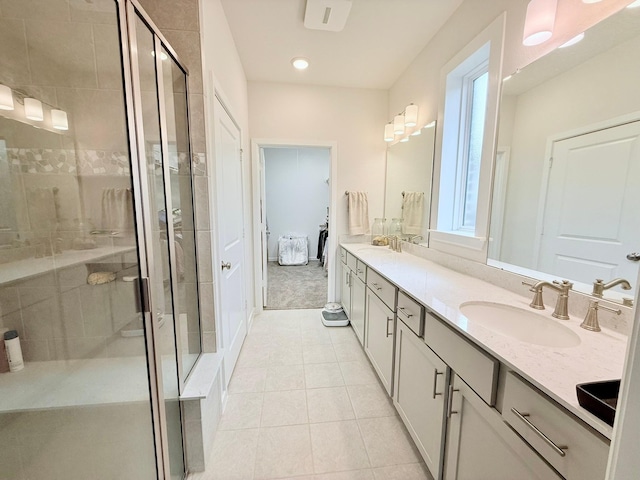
xmin=537 ymin=121 xmax=640 ymax=289
xmin=213 ymin=97 xmax=246 ymax=384
xmin=260 ymin=149 xmax=268 ymax=306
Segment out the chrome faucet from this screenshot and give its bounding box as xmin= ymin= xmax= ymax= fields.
xmin=591 ymin=278 xmax=632 ymax=298
xmin=522 ymin=280 xmax=573 ymax=320
xmin=580 ymin=300 xmax=621 ymax=332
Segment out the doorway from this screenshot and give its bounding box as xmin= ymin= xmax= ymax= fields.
xmin=262 ymin=146 xmax=330 ymax=309
xmin=252 ymin=140 xmax=338 ymax=312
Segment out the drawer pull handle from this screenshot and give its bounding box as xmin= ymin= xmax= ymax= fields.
xmin=447 ymin=385 xmax=459 ymax=417
xmin=398 ymin=307 xmax=414 ymax=318
xmin=432 ymin=370 xmax=443 ymax=399
xmin=371 ymin=283 xmax=382 ymax=291
xmin=511 ymin=408 xmax=568 ymax=458
xmin=386 ymin=316 xmax=393 ymax=337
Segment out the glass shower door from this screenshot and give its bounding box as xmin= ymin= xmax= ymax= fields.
xmin=0 ymin=0 xmax=159 ymax=478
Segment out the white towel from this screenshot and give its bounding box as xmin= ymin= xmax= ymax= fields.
xmin=347 ymin=192 xmax=370 ymax=235
xmin=101 ymin=188 xmax=133 ymax=232
xmin=402 ymin=192 xmax=424 ymax=235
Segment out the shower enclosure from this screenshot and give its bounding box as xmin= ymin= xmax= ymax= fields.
xmin=0 ymin=0 xmax=202 ymax=478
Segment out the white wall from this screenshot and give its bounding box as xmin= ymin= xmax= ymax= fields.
xmin=264 ymin=147 xmax=330 ymax=261
xmin=248 ymin=82 xmax=388 ymax=295
xmin=199 ymin=0 xmax=255 ymax=314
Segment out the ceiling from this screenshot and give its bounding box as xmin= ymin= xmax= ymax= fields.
xmin=219 ymin=0 xmax=464 ymax=90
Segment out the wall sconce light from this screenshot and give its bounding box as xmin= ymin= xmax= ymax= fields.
xmin=404 ymin=104 xmax=419 ymax=127
xmin=559 ymin=32 xmax=585 ymax=48
xmin=393 ymin=114 xmax=405 ymax=135
xmin=522 ymin=0 xmax=557 ymax=46
xmin=399 ymin=137 xmax=410 ymax=143
xmin=411 ymin=128 xmax=422 ymax=136
xmin=0 ymin=84 xmax=14 ymax=111
xmin=384 ymin=123 xmax=395 ymax=142
xmin=24 ymin=98 xmax=44 ymax=121
xmin=627 ymin=0 xmax=640 ymax=8
xmin=51 ymin=109 xmax=69 ymax=130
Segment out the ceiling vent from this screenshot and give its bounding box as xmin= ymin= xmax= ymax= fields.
xmin=304 ymin=0 xmax=353 ymax=32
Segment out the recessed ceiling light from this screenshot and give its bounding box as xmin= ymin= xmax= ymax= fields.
xmin=627 ymin=0 xmax=640 ymax=8
xmin=559 ymin=32 xmax=585 ymax=48
xmin=291 ymin=57 xmax=309 ymax=70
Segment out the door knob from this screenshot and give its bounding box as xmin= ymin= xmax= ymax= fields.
xmin=221 ymin=261 xmax=232 ymax=270
xmin=627 ymin=252 xmax=640 ymax=262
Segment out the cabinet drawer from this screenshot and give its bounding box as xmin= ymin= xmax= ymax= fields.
xmin=355 ymin=259 xmax=367 ymax=282
xmin=397 ymin=291 xmax=424 ymax=338
xmin=367 ymin=269 xmax=397 ymax=311
xmin=346 ymin=251 xmax=357 ymax=271
xmin=425 ymin=312 xmax=498 ymax=405
xmin=502 ymin=372 xmax=609 ymax=480
xmin=339 ymin=247 xmax=347 ymax=265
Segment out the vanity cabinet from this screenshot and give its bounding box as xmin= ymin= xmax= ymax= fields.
xmin=364 ymin=276 xmax=397 ymax=395
xmin=340 ymin=248 xmax=367 ymax=344
xmin=443 ymin=374 xmax=562 ymax=480
xmin=502 ymin=372 xmax=610 ymax=480
xmin=394 ymin=319 xmax=448 ymax=479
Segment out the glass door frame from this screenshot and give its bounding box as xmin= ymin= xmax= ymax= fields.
xmin=117 ymin=0 xmax=199 ymax=477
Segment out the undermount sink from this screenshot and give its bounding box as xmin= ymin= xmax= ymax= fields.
xmin=459 ymin=301 xmax=581 ymax=348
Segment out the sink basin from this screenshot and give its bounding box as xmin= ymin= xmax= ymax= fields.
xmin=459 ymin=301 xmax=581 ymax=348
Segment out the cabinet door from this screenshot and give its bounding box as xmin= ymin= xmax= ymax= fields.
xmin=365 ymin=288 xmax=395 ymax=394
xmin=394 ymin=321 xmax=448 ymax=480
xmin=351 ymin=275 xmax=366 ymax=345
xmin=444 ymin=375 xmax=562 ymax=480
xmin=341 ymin=263 xmax=351 ymax=318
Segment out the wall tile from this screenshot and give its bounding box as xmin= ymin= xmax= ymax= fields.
xmin=69 ymin=0 xmax=118 ymax=25
xmin=26 ymin=20 xmax=98 ymax=89
xmin=0 ymin=19 xmax=32 ymax=85
xmin=138 ymin=0 xmax=200 ymax=32
xmin=201 ymin=331 xmax=216 ymax=353
xmin=56 ymin=264 xmax=88 ymax=292
xmin=0 ymin=0 xmax=70 ymax=21
xmin=79 ymin=284 xmax=112 ymax=337
xmin=20 ymin=339 xmax=51 ymax=361
xmin=199 ymin=281 xmax=215 ymax=333
xmin=189 ymin=93 xmax=206 ymax=154
xmin=93 ymin=23 xmax=123 ymax=90
xmin=193 ymin=176 xmax=210 ymax=231
xmin=196 ymin=230 xmax=212 ymax=283
xmin=50 ymin=336 xmax=107 ymax=360
xmin=1 ymin=311 xmax=24 ymax=338
xmin=22 ymin=297 xmax=58 ymax=340
xmin=162 ymin=29 xmax=203 ymax=94
xmin=57 ymin=289 xmax=85 ymax=338
xmin=0 ymin=286 xmax=21 ymax=316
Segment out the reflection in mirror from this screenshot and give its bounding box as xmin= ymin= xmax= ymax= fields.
xmin=488 ymin=6 xmax=640 ymax=302
xmin=384 ymin=123 xmax=436 ymax=244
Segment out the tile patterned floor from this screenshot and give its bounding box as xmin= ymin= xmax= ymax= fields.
xmin=189 ymin=309 xmax=433 ymax=480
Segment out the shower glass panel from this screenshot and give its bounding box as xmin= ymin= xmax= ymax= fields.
xmin=131 ymin=13 xmax=185 ymax=479
xmin=159 ymin=47 xmax=202 ymax=377
xmin=0 ymin=0 xmax=158 ymax=479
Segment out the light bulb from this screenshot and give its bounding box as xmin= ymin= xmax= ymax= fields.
xmin=24 ymin=98 xmax=44 ymax=121
xmin=51 ymin=109 xmax=69 ymax=130
xmin=393 ymin=114 xmax=405 ymax=135
xmin=0 ymin=84 xmax=14 ymax=111
xmin=384 ymin=123 xmax=394 ymax=142
xmin=523 ymin=0 xmax=558 ymax=46
xmin=404 ymin=104 xmax=419 ymax=127
xmin=291 ymin=57 xmax=309 ymax=70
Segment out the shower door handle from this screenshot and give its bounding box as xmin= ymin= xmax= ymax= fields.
xmin=221 ymin=261 xmax=232 ymax=271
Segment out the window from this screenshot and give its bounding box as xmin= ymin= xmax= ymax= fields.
xmin=438 ymin=43 xmax=490 ymax=234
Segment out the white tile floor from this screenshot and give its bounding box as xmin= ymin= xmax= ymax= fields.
xmin=188 ymin=309 xmax=433 ymax=480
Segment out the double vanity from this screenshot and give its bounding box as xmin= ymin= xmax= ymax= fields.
xmin=340 ymin=242 xmax=627 ymax=480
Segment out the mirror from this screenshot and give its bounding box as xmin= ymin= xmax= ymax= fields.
xmin=384 ymin=123 xmax=436 ymax=244
xmin=488 ymin=6 xmax=640 ymax=301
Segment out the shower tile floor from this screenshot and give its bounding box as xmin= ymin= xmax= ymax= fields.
xmin=189 ymin=309 xmax=433 ymax=480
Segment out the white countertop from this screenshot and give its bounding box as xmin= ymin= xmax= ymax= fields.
xmin=0 ymin=245 xmax=137 ymax=285
xmin=342 ymin=243 xmax=627 ymax=439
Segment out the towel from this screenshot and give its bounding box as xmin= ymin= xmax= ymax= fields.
xmin=402 ymin=192 xmax=424 ymax=235
xmin=347 ymin=192 xmax=370 ymax=235
xmin=101 ymin=188 xmax=133 ymax=232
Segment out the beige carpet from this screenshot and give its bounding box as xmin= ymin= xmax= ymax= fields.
xmin=266 ymin=261 xmax=327 ymax=309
